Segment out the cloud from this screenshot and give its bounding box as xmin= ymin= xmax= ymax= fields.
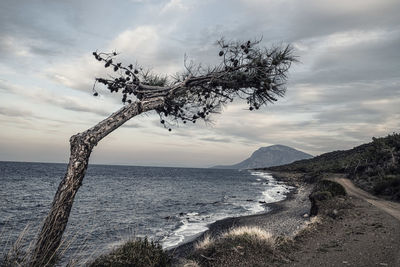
xmin=0 ymin=1 xmax=76 ymax=57
xmin=284 ymin=0 xmax=400 ymax=41
xmin=122 ymin=122 xmax=143 ymax=128
xmin=46 ymin=24 xmax=186 ymax=94
xmin=46 ymin=55 xmax=102 ymax=94
xmin=0 ymin=0 xmax=400 ymax=165
xmin=0 ymin=79 xmax=116 ymax=117
xmin=295 ymin=30 xmax=400 ymax=85
xmin=199 ymin=137 xmax=232 ymax=143
xmin=161 ymin=0 xmax=190 ymax=14
xmin=0 ymin=106 xmax=33 ymax=118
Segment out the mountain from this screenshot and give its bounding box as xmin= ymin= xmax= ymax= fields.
xmin=212 ymin=145 xmax=313 ymax=169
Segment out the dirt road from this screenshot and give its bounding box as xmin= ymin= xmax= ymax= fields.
xmin=332 ymin=177 xmax=400 ymax=222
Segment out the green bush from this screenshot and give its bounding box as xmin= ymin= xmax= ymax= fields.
xmin=302 ymin=171 xmax=322 ymax=184
xmin=88 ymin=238 xmax=170 ymax=267
xmin=309 ymin=180 xmax=346 ymax=216
xmin=373 ymin=176 xmax=400 ymax=200
xmin=315 ymin=180 xmax=346 ymax=197
xmin=311 ymin=191 xmax=333 ymax=201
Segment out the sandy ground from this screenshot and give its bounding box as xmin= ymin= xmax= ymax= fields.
xmin=285 ymin=195 xmax=400 ymax=266
xmin=283 ymin=177 xmax=400 ymax=266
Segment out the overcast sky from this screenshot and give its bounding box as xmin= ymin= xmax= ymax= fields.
xmin=0 ymin=0 xmax=399 ymax=167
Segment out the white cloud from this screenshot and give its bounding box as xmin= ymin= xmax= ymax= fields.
xmin=110 ymin=26 xmax=160 ymax=61
xmin=0 ymin=79 xmax=117 ymax=117
xmin=46 ymin=24 xmax=186 ymax=94
xmin=0 ymin=35 xmax=31 ymax=57
xmin=161 ymin=0 xmax=190 ymax=14
xmin=46 ymin=54 xmax=102 ymax=93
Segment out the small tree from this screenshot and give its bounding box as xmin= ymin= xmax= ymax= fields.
xmin=31 ymin=38 xmax=296 ymax=265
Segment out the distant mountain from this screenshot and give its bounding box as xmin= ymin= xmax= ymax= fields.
xmin=212 ymin=145 xmax=313 ymax=169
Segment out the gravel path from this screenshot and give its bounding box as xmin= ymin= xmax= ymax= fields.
xmin=332 ymin=177 xmax=400 ymax=221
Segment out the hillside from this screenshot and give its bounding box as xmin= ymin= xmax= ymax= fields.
xmin=265 ymin=133 xmax=400 ymax=201
xmin=212 ymin=145 xmax=313 ymax=169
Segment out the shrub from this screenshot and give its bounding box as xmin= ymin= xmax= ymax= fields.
xmin=373 ymin=176 xmax=400 ymax=200
xmin=311 ymin=191 xmax=333 ymax=201
xmin=88 ymin=238 xmax=170 ymax=267
xmin=302 ymin=171 xmax=323 ymax=184
xmin=309 ymin=180 xmax=346 ymax=216
xmin=314 ymin=180 xmax=346 ymax=197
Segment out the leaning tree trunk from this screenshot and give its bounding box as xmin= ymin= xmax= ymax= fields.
xmin=31 ymin=97 xmax=164 ymax=266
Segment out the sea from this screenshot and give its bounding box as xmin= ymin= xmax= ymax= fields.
xmin=0 ymin=161 xmax=292 ymax=264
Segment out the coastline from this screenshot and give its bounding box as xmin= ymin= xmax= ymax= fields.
xmin=170 ymin=172 xmax=400 ymax=266
xmin=169 ymin=171 xmax=313 ymax=260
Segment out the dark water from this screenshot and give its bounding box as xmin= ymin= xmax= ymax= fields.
xmin=0 ymin=161 xmax=291 ymax=264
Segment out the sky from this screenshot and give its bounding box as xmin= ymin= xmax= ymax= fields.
xmin=0 ymin=0 xmax=399 ymax=167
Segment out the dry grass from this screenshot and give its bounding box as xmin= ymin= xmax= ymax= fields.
xmin=222 ymin=226 xmax=274 ymax=245
xmin=290 ymin=215 xmax=323 ymax=244
xmin=190 ymin=226 xmax=279 ymax=266
xmin=1 ymin=220 xmax=93 ymax=267
xmin=194 ymin=226 xmax=275 ymax=252
xmin=2 ymin=224 xmax=33 ymax=266
xmin=182 ymin=259 xmax=200 ymax=267
xmin=308 ymin=215 xmax=322 ymax=225
xmin=301 ymin=215 xmax=322 ymax=233
xmin=189 ymin=222 xmax=329 ymax=266
xmin=194 ymin=234 xmax=214 ymax=250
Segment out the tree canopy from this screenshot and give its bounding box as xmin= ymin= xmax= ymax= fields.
xmin=92 ymin=38 xmax=296 ymax=130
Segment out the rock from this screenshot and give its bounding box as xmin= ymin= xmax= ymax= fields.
xmin=303 ymin=213 xmax=309 ymax=218
xmin=179 ymin=212 xmax=185 ymax=216
xmin=328 ymin=209 xmax=339 ymax=219
xmin=246 ymin=199 xmax=253 ymax=202
xmin=259 ymin=201 xmax=266 ymax=204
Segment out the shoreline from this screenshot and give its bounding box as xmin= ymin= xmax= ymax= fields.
xmin=171 ymin=173 xmax=400 ymax=266
xmin=169 ymin=171 xmax=312 ymax=260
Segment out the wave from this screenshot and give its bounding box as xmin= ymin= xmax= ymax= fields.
xmin=162 ymin=171 xmax=292 ymax=249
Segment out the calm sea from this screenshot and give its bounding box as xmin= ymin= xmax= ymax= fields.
xmin=0 ymin=161 xmax=291 ymax=263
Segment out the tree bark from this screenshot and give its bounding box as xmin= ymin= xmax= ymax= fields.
xmin=31 ymin=97 xmax=164 ymax=266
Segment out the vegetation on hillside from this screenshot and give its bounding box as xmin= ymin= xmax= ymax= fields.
xmin=267 ymin=133 xmax=400 ymax=201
